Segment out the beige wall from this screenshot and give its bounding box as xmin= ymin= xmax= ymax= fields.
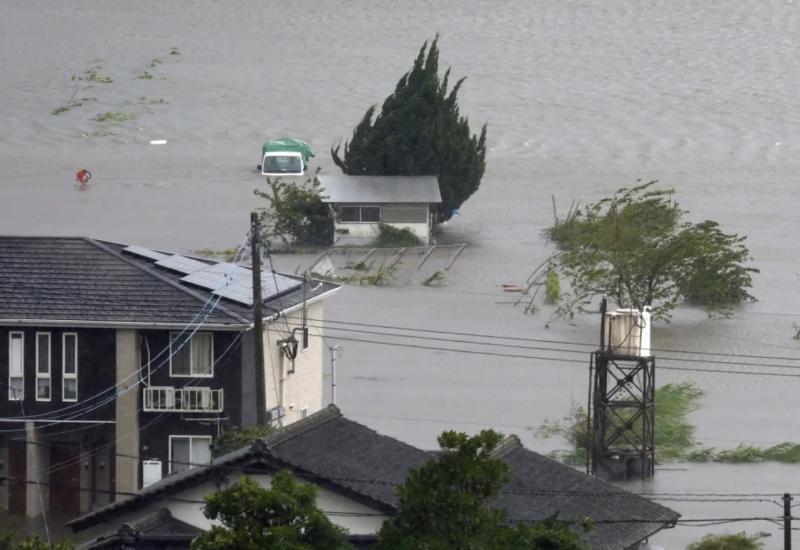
xmin=263 ymin=301 xmax=325 ymax=426
xmin=115 ymin=330 xmax=139 ymax=495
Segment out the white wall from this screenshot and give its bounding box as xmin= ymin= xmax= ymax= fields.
xmin=334 ymin=222 xmax=431 ymax=245
xmin=263 ymin=301 xmax=325 ymax=425
xmin=75 ymin=470 xmax=388 ymax=544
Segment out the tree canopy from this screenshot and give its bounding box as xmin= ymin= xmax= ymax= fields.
xmin=686 ymin=532 xmax=765 ymax=550
xmin=546 ymin=181 xmax=757 ymax=320
xmin=254 ymin=171 xmax=332 ymax=246
xmin=375 ymin=430 xmax=588 ymax=550
xmin=192 ymin=472 xmax=352 ymax=550
xmin=332 ymin=37 xmax=487 ymax=222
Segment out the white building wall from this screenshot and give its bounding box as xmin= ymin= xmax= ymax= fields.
xmin=75 ymin=471 xmax=388 ymax=544
xmin=263 ymin=301 xmax=325 ymax=425
xmin=334 ymin=222 xmax=431 ymax=245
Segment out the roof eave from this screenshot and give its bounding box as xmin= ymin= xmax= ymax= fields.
xmin=0 ymin=319 xmax=248 ymax=331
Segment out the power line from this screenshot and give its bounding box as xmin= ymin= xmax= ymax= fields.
xmin=293 ymin=316 xmax=800 ymax=363
xmin=302 ymin=320 xmax=800 ymax=372
xmin=281 ymin=328 xmax=800 ymax=380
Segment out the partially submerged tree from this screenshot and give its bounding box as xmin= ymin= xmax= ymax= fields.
xmin=332 ymin=37 xmax=487 ymax=222
xmin=254 ymin=170 xmax=333 ymax=247
xmin=686 ymin=532 xmax=765 ymax=550
xmin=192 ymin=472 xmax=352 ymax=550
xmin=375 ymin=430 xmax=588 ymax=550
xmin=546 ymin=181 xmax=757 ymax=320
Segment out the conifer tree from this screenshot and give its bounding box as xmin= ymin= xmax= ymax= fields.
xmin=332 ymin=37 xmax=487 ymax=222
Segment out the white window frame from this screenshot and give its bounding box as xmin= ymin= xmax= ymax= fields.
xmin=337 ymin=204 xmax=382 ymax=223
xmin=62 ymin=332 xmax=78 ymax=402
xmin=8 ymin=332 xmax=24 ymax=401
xmin=169 ymin=332 xmax=214 ymax=378
xmin=35 ymin=332 xmax=51 ymax=402
xmin=168 ymin=435 xmax=212 ymax=473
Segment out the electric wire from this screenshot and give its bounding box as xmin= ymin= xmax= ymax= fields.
xmin=291 ymin=315 xmax=800 ymax=364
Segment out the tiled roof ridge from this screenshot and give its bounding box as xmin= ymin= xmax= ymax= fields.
xmin=490 ymin=434 xmax=522 ymax=459
xmin=261 ymin=404 xmax=343 ymax=448
xmin=85 ymin=237 xmax=250 ymax=325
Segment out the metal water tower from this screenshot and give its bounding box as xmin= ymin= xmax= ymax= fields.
xmin=589 ymin=299 xmax=655 ymax=481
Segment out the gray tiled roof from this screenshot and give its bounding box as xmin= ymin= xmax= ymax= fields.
xmin=0 ymin=236 xmax=338 ymax=329
xmin=496 ymin=438 xmax=678 ymax=550
xmin=319 ymin=175 xmax=442 ymax=204
xmin=69 ymin=406 xmax=677 ymax=549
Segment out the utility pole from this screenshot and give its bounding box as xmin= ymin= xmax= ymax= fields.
xmin=784 ymin=492 xmax=793 ymax=550
xmin=329 ymin=345 xmax=342 ymax=405
xmin=251 ymin=212 xmax=267 ymax=426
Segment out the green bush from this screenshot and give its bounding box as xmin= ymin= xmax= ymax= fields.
xmin=687 ymin=533 xmax=764 ymax=550
xmin=375 ymin=224 xmax=421 ymax=248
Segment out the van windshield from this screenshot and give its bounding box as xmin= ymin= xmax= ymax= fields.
xmin=263 ymin=155 xmax=303 ymax=174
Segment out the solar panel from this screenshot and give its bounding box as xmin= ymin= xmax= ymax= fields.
xmin=181 ymin=264 xmax=250 ymax=291
xmin=211 ymin=271 xmax=302 ymax=306
xmin=155 ymin=255 xmax=209 ymax=274
xmin=123 ymin=245 xmax=168 ymax=261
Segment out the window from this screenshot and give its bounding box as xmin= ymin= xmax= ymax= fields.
xmin=8 ymin=332 xmax=23 ymax=400
xmin=263 ymin=155 xmax=302 ymax=174
xmin=170 ymin=332 xmax=214 ymax=377
xmin=36 ymin=333 xmax=51 ymax=401
xmin=169 ymin=435 xmax=211 ymax=474
xmin=62 ymin=333 xmax=78 ymax=402
xmin=338 ymin=205 xmax=381 ymax=223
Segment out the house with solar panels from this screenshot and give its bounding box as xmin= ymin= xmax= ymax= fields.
xmin=318 ymin=175 xmax=442 ymax=245
xmin=0 ymin=236 xmax=338 ymax=521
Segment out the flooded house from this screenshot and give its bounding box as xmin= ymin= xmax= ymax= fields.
xmin=0 ymin=236 xmax=338 ymax=521
xmin=319 ymin=175 xmax=442 ymax=245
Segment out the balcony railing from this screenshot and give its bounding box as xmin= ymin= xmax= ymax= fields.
xmin=143 ymin=386 xmax=224 ymax=413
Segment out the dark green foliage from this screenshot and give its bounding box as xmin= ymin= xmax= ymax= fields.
xmin=376 ymin=430 xmax=588 ymax=550
xmin=212 ymin=424 xmax=272 ymax=457
xmin=686 ymin=533 xmax=765 ymax=550
xmin=538 ymin=382 xmax=703 ymax=464
xmin=0 ymin=535 xmax=72 ymax=550
xmin=332 ymin=37 xmax=487 ymax=222
xmin=192 ymin=472 xmax=352 ymax=550
xmin=544 ymin=268 xmax=560 ymax=305
xmin=254 ymin=171 xmax=333 ymax=246
xmin=374 ymin=224 xmax=421 ymax=247
xmin=547 ymin=181 xmax=757 ymax=320
xmin=687 ymin=442 xmax=800 ymax=464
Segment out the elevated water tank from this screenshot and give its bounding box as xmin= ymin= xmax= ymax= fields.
xmin=603 ymin=307 xmax=651 ymax=357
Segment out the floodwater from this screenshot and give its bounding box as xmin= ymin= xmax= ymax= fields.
xmin=3 ymin=1 xmax=800 ymax=546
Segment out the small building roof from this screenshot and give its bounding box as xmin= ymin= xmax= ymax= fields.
xmin=319 ymin=175 xmax=441 ymax=204
xmin=69 ymin=405 xmax=678 ymax=549
xmin=0 ymin=236 xmax=338 ymax=330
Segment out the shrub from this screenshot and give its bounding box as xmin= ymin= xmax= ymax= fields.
xmin=375 ymin=224 xmax=421 ymax=248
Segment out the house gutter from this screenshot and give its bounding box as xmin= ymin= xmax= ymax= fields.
xmin=0 ymin=319 xmax=247 ymax=331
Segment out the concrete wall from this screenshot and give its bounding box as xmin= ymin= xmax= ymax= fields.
xmin=25 ymin=422 xmax=46 ymax=518
xmin=114 ymin=330 xmax=139 ymax=495
xmin=263 ymin=301 xmax=325 ymax=426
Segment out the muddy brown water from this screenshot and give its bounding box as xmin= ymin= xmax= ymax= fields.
xmin=3 ymin=1 xmax=800 ymax=546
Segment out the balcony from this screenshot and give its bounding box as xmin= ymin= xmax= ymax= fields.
xmin=143 ymin=386 xmax=224 ymax=413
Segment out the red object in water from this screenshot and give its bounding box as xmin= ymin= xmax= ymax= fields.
xmin=75 ymin=169 xmax=92 ymax=185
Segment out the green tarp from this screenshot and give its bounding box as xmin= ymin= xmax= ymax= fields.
xmin=261 ymin=138 xmax=315 ymax=163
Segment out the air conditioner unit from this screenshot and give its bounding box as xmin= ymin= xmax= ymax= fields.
xmin=603 ymin=307 xmax=651 ymax=357
xmin=142 ymin=460 xmax=163 ymax=488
